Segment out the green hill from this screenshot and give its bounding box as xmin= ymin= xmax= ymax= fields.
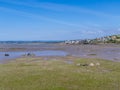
xmin=65 ymin=34 xmax=120 ymax=44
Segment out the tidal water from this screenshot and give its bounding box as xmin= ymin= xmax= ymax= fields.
xmin=0 ymin=50 xmax=68 ymax=63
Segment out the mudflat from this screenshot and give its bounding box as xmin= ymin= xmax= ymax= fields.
xmin=0 ymin=43 xmax=119 ymax=62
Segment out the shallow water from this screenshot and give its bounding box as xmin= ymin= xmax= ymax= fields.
xmin=0 ymin=50 xmax=68 ymax=63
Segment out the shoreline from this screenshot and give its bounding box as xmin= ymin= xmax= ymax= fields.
xmin=0 ymin=43 xmax=119 ymax=62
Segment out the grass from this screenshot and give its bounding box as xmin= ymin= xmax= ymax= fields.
xmin=0 ymin=57 xmax=120 ymax=90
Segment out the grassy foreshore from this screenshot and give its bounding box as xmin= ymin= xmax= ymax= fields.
xmin=0 ymin=56 xmax=120 ymax=90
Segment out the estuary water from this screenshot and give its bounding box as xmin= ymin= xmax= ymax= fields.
xmin=0 ymin=43 xmax=120 ymax=62
xmin=0 ymin=50 xmax=68 ymax=63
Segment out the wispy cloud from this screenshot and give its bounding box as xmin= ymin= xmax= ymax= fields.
xmin=1 ymin=6 xmax=117 ymax=38
xmin=0 ymin=0 xmax=119 ymax=38
xmin=118 ymin=28 xmax=120 ymax=31
xmin=0 ymin=0 xmax=119 ymax=28
xmin=0 ymin=0 xmax=108 ymax=30
xmin=81 ymin=30 xmax=104 ymax=35
xmin=0 ymin=0 xmax=119 ymax=19
xmin=0 ymin=6 xmax=91 ymax=29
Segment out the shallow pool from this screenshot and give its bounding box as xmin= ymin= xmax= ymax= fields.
xmin=0 ymin=50 xmax=68 ymax=63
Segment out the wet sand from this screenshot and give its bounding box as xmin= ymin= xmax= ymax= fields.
xmin=0 ymin=43 xmax=120 ymax=62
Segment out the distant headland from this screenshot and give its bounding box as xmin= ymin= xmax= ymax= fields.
xmin=65 ymin=34 xmax=120 ymax=45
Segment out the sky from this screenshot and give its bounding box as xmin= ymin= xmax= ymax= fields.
xmin=0 ymin=0 xmax=120 ymax=41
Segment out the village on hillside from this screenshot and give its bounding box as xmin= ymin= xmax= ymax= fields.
xmin=65 ymin=34 xmax=120 ymax=45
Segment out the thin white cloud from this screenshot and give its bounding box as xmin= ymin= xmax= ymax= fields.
xmin=0 ymin=0 xmax=119 ymax=19
xmin=0 ymin=0 xmax=119 ymax=30
xmin=41 ymin=3 xmax=117 ymax=18
xmin=0 ymin=6 xmax=91 ymax=29
xmin=118 ymin=28 xmax=120 ymax=31
xmin=81 ymin=30 xmax=104 ymax=35
xmin=1 ymin=0 xmax=119 ymax=37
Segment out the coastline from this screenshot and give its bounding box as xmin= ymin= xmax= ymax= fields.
xmin=0 ymin=43 xmax=119 ymax=62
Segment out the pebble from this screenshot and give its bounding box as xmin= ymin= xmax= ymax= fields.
xmin=96 ymin=62 xmax=100 ymax=66
xmin=89 ymin=63 xmax=95 ymax=66
xmin=76 ymin=63 xmax=81 ymax=66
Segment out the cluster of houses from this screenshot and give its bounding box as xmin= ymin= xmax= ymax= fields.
xmin=65 ymin=34 xmax=120 ymax=45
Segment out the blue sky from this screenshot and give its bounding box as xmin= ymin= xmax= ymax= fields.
xmin=0 ymin=0 xmax=120 ymax=40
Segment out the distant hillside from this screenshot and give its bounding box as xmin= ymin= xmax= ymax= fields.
xmin=91 ymin=34 xmax=120 ymax=44
xmin=65 ymin=34 xmax=120 ymax=45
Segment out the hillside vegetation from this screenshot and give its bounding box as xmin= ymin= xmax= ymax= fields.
xmin=65 ymin=34 xmax=120 ymax=44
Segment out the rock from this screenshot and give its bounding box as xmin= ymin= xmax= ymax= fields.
xmin=28 ymin=53 xmax=35 ymax=56
xmin=5 ymin=54 xmax=9 ymax=56
xmin=23 ymin=53 xmax=36 ymax=57
xmin=82 ymin=64 xmax=88 ymax=66
xmin=89 ymin=63 xmax=94 ymax=67
xmin=76 ymin=63 xmax=81 ymax=66
xmin=96 ymin=62 xmax=100 ymax=66
xmin=76 ymin=63 xmax=89 ymax=66
xmin=27 ymin=53 xmax=31 ymax=56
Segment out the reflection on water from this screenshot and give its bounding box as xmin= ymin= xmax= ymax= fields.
xmin=0 ymin=50 xmax=68 ymax=62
